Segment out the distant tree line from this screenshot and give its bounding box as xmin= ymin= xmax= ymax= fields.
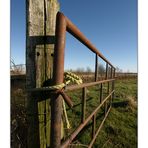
xmin=66 ymin=65 xmax=124 ymax=76
xmin=115 ymin=67 xmax=123 ymax=73
xmin=66 ymin=64 xmax=106 ymax=75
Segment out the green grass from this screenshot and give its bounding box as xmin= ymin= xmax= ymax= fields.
xmin=11 ymin=77 xmax=137 ymax=148
xmin=64 ymin=78 xmax=137 ymax=147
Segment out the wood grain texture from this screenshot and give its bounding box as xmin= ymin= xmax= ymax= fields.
xmin=26 ymin=0 xmax=60 ymax=147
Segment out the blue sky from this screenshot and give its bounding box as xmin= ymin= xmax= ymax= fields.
xmin=11 ymin=0 xmax=137 ymax=72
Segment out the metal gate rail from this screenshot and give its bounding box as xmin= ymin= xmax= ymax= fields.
xmin=51 ymin=12 xmax=115 ymax=147
xmin=29 ymin=12 xmax=116 ymax=148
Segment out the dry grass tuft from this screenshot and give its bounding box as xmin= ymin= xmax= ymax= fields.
xmin=126 ymin=95 xmax=137 ymax=111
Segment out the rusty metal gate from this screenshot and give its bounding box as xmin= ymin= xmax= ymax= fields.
xmin=30 ymin=12 xmax=115 ymax=148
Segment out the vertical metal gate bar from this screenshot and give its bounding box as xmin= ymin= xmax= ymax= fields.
xmin=105 ymin=63 xmax=108 ymax=80
xmin=88 ymin=106 xmax=111 ymax=148
xmin=100 ymin=83 xmax=103 ymax=103
xmin=110 ymin=67 xmax=113 ymax=106
xmin=114 ymin=68 xmax=116 ymax=78
xmin=81 ymin=87 xmax=87 ymax=123
xmin=48 ymin=12 xmax=116 ymax=147
xmin=92 ymin=114 xmax=96 ymax=139
xmin=107 ymin=81 xmax=110 ymax=94
xmin=111 ymin=67 xmax=113 ymax=79
xmin=61 ymin=91 xmax=114 ymax=148
xmin=95 ymin=54 xmax=98 ymax=81
xmin=104 ymin=63 xmax=108 ymax=116
xmin=107 ymin=65 xmax=110 ymax=94
xmin=50 ymin=12 xmax=66 ymax=148
xmin=112 ymin=68 xmax=116 ymax=101
xmin=104 ymin=100 xmax=107 ymax=116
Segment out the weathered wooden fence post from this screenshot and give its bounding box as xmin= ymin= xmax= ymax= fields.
xmin=26 ymin=0 xmax=60 ymax=147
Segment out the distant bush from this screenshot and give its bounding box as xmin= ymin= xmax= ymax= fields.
xmin=11 ymin=59 xmax=26 ymax=75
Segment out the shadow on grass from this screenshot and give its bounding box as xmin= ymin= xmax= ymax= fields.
xmin=112 ymin=101 xmax=128 ymax=108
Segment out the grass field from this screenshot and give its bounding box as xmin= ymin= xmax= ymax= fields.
xmin=11 ymin=77 xmax=137 ymax=148
xmin=94 ymin=78 xmax=137 ymax=148
xmin=61 ymin=78 xmax=137 ymax=147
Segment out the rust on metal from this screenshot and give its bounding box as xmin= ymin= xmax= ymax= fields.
xmin=95 ymin=54 xmax=98 ymax=81
xmin=26 ymin=7 xmax=116 ymax=147
xmin=81 ymin=87 xmax=86 ymax=123
xmin=56 ymin=12 xmax=115 ymax=68
xmin=104 ymin=100 xmax=107 ymax=116
xmin=112 ymin=68 xmax=116 ymax=101
xmin=28 ymin=78 xmax=115 ymax=93
xmin=60 ymin=90 xmax=73 ymax=108
xmin=50 ymin=12 xmax=66 ymax=148
xmin=105 ymin=64 xmax=110 ymax=97
xmin=92 ymin=114 xmax=96 ymax=139
xmin=32 ymin=11 xmax=116 ymax=147
xmin=105 ymin=63 xmax=108 ymax=80
xmin=100 ymin=83 xmax=103 ymax=103
xmin=88 ymin=106 xmax=112 ymax=148
xmin=111 ymin=67 xmax=113 ymax=79
xmin=65 ymin=79 xmax=115 ymax=92
xmin=61 ymin=90 xmax=115 ymax=148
